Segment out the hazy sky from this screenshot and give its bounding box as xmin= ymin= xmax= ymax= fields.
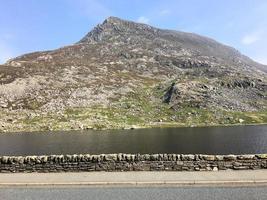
xmin=0 ymin=0 xmax=267 ymax=65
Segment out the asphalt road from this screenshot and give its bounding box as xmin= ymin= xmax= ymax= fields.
xmin=0 ymin=186 xmax=267 ymax=200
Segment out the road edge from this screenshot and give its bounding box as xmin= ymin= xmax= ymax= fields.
xmin=1 ymin=180 xmax=267 ymax=188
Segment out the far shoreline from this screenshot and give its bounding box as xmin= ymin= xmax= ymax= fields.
xmin=0 ymin=122 xmax=266 ymax=134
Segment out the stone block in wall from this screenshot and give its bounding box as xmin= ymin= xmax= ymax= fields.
xmin=233 ymin=166 xmax=250 ymax=170
xmin=103 ymin=154 xmax=117 ymax=161
xmin=1 ymin=156 xmax=9 ymax=164
xmin=215 ymin=155 xmax=224 ymax=161
xmin=200 ymin=155 xmax=216 ymax=161
xmin=233 ymin=162 xmax=243 ymax=167
xmin=224 ymin=155 xmax=237 ymax=161
xmin=181 ymin=154 xmax=195 ymax=161
xmin=163 ymin=162 xmax=175 ymax=171
xmin=150 ymin=154 xmax=159 ymax=161
xmin=150 ymin=162 xmax=164 ymax=171
xmin=116 ymin=154 xmax=123 ymax=161
xmin=237 ymin=155 xmax=255 ymax=160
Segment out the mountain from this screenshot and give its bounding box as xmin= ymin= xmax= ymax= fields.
xmin=0 ymin=16 xmax=266 ymax=132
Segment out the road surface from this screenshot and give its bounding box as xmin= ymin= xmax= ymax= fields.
xmin=0 ymin=186 xmax=267 ymax=200
xmin=1 ymin=170 xmax=267 ymax=199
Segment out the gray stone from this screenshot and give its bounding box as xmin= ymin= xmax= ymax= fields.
xmin=40 ymin=156 xmax=48 ymax=163
xmin=233 ymin=162 xmax=242 ymax=167
xmin=215 ymin=155 xmax=224 ymax=161
xmin=150 ymin=154 xmax=159 ymax=161
xmin=17 ymin=156 xmax=25 ymax=164
xmin=134 ymin=154 xmax=140 ymax=161
xmin=77 ymin=154 xmax=84 ymax=161
xmin=206 ymin=166 xmax=212 ymax=171
xmin=58 ymin=155 xmax=64 ymax=162
xmin=176 ymin=154 xmax=181 ymax=161
xmin=237 ymin=155 xmax=255 ymax=160
xmin=213 ymin=166 xmax=218 ymax=171
xmin=65 ymin=155 xmax=72 ymax=161
xmin=181 ymin=154 xmax=195 ymax=161
xmin=176 ymin=161 xmax=184 ymax=165
xmin=194 ymin=167 xmax=200 ymax=171
xmin=163 ymin=154 xmax=169 ymax=161
xmin=224 ymin=155 xmax=237 ymax=161
xmin=35 ymin=156 xmax=42 ymax=164
xmin=171 ymin=154 xmax=177 ymax=161
xmin=2 ymin=156 xmax=9 ymax=164
xmin=72 ymin=154 xmax=79 ymax=161
xmin=125 ymin=154 xmax=132 ymax=161
xmin=84 ymin=154 xmax=91 ymax=161
xmin=144 ymin=154 xmax=150 ymax=160
xmin=202 ymin=155 xmax=216 ymax=161
xmin=12 ymin=157 xmax=19 ymax=163
xmin=49 ymin=155 xmax=57 ymax=162
xmin=233 ymin=166 xmax=249 ymax=170
xmin=117 ymin=154 xmax=123 ymax=161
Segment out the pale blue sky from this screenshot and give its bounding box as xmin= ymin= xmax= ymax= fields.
xmin=0 ymin=0 xmax=267 ymax=65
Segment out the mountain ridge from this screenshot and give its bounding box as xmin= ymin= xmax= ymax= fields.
xmin=7 ymin=16 xmax=266 ymax=72
xmin=84 ymin=16 xmax=266 ymax=72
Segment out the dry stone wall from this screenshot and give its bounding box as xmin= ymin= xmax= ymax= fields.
xmin=0 ymin=154 xmax=267 ymax=173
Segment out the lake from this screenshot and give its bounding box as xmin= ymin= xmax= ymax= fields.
xmin=0 ymin=125 xmax=266 ymax=156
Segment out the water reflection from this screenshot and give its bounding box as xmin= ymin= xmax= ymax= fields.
xmin=0 ymin=125 xmax=266 ymax=155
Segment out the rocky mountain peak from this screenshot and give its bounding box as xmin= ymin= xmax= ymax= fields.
xmin=78 ymin=16 xmax=126 ymax=43
xmin=78 ymin=16 xmax=155 ymax=43
xmin=103 ymin=16 xmax=125 ymax=24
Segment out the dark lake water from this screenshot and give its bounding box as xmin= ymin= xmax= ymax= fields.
xmin=0 ymin=125 xmax=266 ymax=156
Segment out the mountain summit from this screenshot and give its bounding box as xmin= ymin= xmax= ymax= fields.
xmin=80 ymin=17 xmax=265 ymax=72
xmin=0 ymin=17 xmax=266 ymax=132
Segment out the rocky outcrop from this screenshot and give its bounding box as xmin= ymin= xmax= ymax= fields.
xmin=0 ymin=154 xmax=266 ymax=173
xmin=162 ymin=77 xmax=266 ymax=111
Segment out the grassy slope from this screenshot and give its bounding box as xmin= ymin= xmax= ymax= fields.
xmin=0 ymin=85 xmax=266 ymax=133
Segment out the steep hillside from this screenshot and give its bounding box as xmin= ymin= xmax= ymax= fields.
xmin=0 ymin=17 xmax=266 ymax=132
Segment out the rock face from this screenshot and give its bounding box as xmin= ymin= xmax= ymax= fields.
xmin=0 ymin=16 xmax=266 ymax=132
